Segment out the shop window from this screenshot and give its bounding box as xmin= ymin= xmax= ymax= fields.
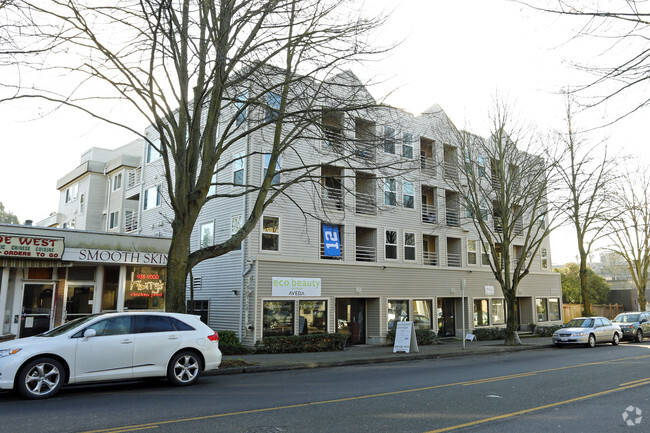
xmin=187 ymin=300 xmax=209 ymax=324
xmin=263 ymin=301 xmax=294 ymax=337
xmin=491 ymin=299 xmax=505 ymax=325
xmin=261 ymin=216 xmax=279 ymax=251
xmin=467 ymin=240 xmax=477 ymax=265
xmin=299 ymin=300 xmax=327 ymax=335
xmin=404 ymin=232 xmax=416 ymax=261
xmin=65 ymin=284 xmax=94 ymax=322
xmin=102 ymin=266 xmax=120 ymax=311
xmin=124 ymin=266 xmax=167 ymax=310
xmin=67 ymin=266 xmax=95 ymax=281
xmin=200 ymin=221 xmax=214 ymax=249
xmin=403 ymin=181 xmax=414 ymax=209
xmin=536 ymin=298 xmax=548 ymax=322
xmin=413 ymin=300 xmax=432 ymax=330
xmin=548 ymin=298 xmax=560 ymax=321
xmin=474 ymin=299 xmax=489 ymax=327
xmin=385 ymin=229 xmax=398 ymax=260
xmin=388 ymin=300 xmax=409 ymax=331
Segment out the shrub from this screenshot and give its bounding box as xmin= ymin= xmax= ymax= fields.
xmin=472 ymin=327 xmax=506 ymax=341
xmin=219 ymin=342 xmax=252 ymax=356
xmin=534 ymin=325 xmax=563 ymax=337
xmin=386 ymin=329 xmax=439 ymax=345
xmin=217 ymin=330 xmax=240 ymax=346
xmin=255 ymin=333 xmax=347 ymax=354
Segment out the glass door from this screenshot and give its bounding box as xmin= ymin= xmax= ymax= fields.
xmin=65 ymin=284 xmax=95 ymax=322
xmin=20 ymin=283 xmax=55 ymax=338
xmin=437 ymin=298 xmax=456 ymax=337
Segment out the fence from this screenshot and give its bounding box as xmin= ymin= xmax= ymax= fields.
xmin=562 ymin=303 xmax=624 ymax=323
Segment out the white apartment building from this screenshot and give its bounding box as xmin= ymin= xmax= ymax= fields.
xmin=34 ymin=72 xmax=562 ymax=346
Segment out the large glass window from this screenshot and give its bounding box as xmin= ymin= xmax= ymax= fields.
xmin=144 ymin=185 xmax=161 ymax=210
xmin=491 ymin=299 xmax=505 ymax=325
xmin=65 ymin=284 xmax=94 ymax=322
xmin=200 ymin=222 xmax=214 ymax=248
xmin=385 ymin=230 xmax=397 ymax=260
xmin=474 ymin=299 xmax=489 ymax=327
xmin=124 ymin=266 xmax=167 ymax=310
xmin=65 ymin=184 xmax=78 ymax=203
xmin=384 ymin=178 xmax=397 ymax=206
xmin=413 ymin=300 xmax=432 ymax=330
xmin=102 ymin=266 xmax=120 ymax=311
xmin=263 ymin=301 xmax=294 ymax=337
xmin=146 ymin=139 xmax=161 ymax=163
xmin=299 ymin=300 xmax=327 ymax=335
xmin=536 ymin=298 xmax=548 ymax=322
xmin=404 ymin=232 xmax=416 ymax=261
xmin=263 ymin=154 xmax=281 ymax=185
xmin=403 ymin=181 xmax=414 ymax=209
xmin=265 ymin=91 xmax=281 ymax=122
xmin=548 ymin=298 xmax=560 ymax=321
xmin=387 ymin=299 xmax=409 ymax=331
xmin=262 ymin=216 xmax=279 ymax=251
xmin=467 ymin=240 xmax=477 ymax=265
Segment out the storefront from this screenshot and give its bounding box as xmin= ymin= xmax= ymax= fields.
xmin=0 ymin=224 xmax=170 ymax=340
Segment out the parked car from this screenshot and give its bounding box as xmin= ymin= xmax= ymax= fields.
xmin=552 ymin=316 xmax=621 ymax=348
xmin=612 ymin=312 xmax=650 ymax=342
xmin=0 ymin=312 xmax=221 ymax=399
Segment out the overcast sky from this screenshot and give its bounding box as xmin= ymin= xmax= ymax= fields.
xmin=3 ymin=0 xmax=649 ymax=265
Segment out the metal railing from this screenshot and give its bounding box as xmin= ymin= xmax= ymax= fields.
xmin=423 ymin=250 xmax=439 ymax=266
xmin=127 ymin=168 xmax=141 ymax=189
xmin=446 ymin=208 xmax=460 ymax=227
xmin=355 ymin=245 xmax=376 ymax=262
xmin=320 ymin=243 xmax=344 ymax=260
xmin=421 ymin=203 xmax=437 ymax=224
xmin=420 ymin=156 xmax=435 ymax=177
xmin=443 ymin=162 xmax=457 ymax=179
xmin=322 ymin=186 xmax=343 ymax=210
xmin=124 ymin=212 xmax=138 ymax=233
xmin=447 ymin=253 xmax=461 ymax=267
xmin=355 ymin=192 xmax=377 ymax=215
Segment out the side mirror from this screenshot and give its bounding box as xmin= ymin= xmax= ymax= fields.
xmin=641 ymin=319 xmax=648 ymax=324
xmin=84 ymin=328 xmax=97 ymax=338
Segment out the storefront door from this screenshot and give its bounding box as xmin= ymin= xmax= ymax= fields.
xmin=336 ymin=298 xmax=366 ymax=345
xmin=437 ymin=298 xmax=456 ymax=337
xmin=65 ymin=284 xmax=95 ymax=322
xmin=20 ymin=283 xmax=55 ymax=338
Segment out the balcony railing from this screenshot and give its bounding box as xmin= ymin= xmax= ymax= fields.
xmin=355 ymin=245 xmax=376 ymax=262
xmin=446 ymin=208 xmax=460 ymax=227
xmin=423 ymin=250 xmax=439 ymax=266
xmin=320 ymin=243 xmax=344 ymax=260
xmin=353 ymin=145 xmax=376 ymax=162
xmin=494 ymin=217 xmax=503 ymax=233
xmin=443 ymin=162 xmax=457 ymax=179
xmin=322 ymin=186 xmax=343 ymax=210
xmin=447 ymin=253 xmax=461 ymax=267
xmin=422 ymin=203 xmax=437 ymax=224
xmin=355 ymin=192 xmax=377 ymax=215
xmin=125 ymin=212 xmax=138 ymax=233
xmin=127 ymin=168 xmax=141 ymax=189
xmin=420 ymin=156 xmax=435 ymax=177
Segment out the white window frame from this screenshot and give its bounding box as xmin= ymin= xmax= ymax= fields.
xmin=265 ymin=91 xmax=281 ymax=122
xmin=541 ymin=248 xmax=548 ymax=269
xmin=263 ymin=154 xmax=281 ymax=185
xmin=208 ymin=172 xmax=217 ymax=196
xmin=112 ymin=173 xmax=122 ymax=191
xmin=383 ymin=126 xmax=396 ymax=154
xmin=233 ymin=152 xmax=245 ymax=186
xmin=235 ymin=91 xmax=248 ymax=127
xmin=65 ymin=184 xmax=78 ymax=203
xmin=109 ymin=211 xmax=119 ymax=229
xmin=143 ymin=185 xmax=161 ymax=210
xmin=231 ymin=215 xmax=243 ymax=250
xmin=199 ymin=221 xmax=214 ymax=249
xmin=402 ymin=132 xmax=413 ymax=159
xmin=404 ymin=232 xmax=416 ymax=262
xmin=467 ymin=239 xmax=478 ymax=265
xmin=385 ymin=229 xmax=398 ymax=260
xmin=146 ymin=138 xmax=162 ymax=164
xmin=261 ymin=215 xmax=280 ymax=252
xmin=79 ymin=193 xmax=85 ymax=215
xmin=402 ymin=181 xmax=414 ymax=209
xmin=384 ymin=178 xmax=397 ymax=206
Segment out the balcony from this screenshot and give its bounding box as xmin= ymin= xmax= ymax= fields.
xmin=422 ymin=203 xmax=437 ymax=224
xmin=125 ymin=167 xmax=142 ymax=200
xmin=423 ymin=251 xmax=439 ymax=266
xmin=322 ymin=186 xmax=343 ymax=210
xmin=355 ymin=192 xmax=377 ymax=215
xmin=446 ymin=208 xmax=460 ymax=227
xmin=447 ymin=253 xmax=461 ymax=267
xmin=125 ymin=211 xmax=138 ymax=233
xmin=355 ymin=245 xmax=376 ymax=262
xmin=443 ymin=162 xmax=457 ymax=179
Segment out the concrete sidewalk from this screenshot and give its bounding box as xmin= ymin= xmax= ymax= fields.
xmin=211 ymin=336 xmax=554 ymax=375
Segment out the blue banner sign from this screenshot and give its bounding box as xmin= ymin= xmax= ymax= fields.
xmin=322 ymin=224 xmax=341 ymax=257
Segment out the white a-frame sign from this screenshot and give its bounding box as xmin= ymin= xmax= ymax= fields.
xmin=393 ymin=321 xmax=420 ymax=353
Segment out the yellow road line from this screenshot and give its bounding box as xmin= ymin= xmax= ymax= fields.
xmin=82 ymin=354 xmax=650 ymax=433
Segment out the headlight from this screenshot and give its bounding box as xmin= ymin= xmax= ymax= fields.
xmin=0 ymin=348 xmax=21 ymax=358
xmin=572 ymin=332 xmax=586 ymax=337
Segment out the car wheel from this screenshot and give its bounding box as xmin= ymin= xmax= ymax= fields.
xmin=16 ymin=357 xmax=65 ymax=399
xmin=587 ymin=334 xmax=596 ymax=348
xmin=167 ymin=351 xmax=202 ymax=386
xmin=636 ymin=329 xmax=643 ymax=343
xmin=612 ymin=333 xmax=620 ymax=346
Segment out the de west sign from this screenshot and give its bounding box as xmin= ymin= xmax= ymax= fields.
xmin=272 ymin=277 xmax=322 ymax=297
xmin=0 ymin=234 xmax=64 ymax=259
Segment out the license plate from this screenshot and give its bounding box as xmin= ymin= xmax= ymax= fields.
xmin=561 ymin=337 xmax=567 ymax=342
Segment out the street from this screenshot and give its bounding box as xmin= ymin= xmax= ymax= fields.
xmin=2 ymin=342 xmax=650 ymax=432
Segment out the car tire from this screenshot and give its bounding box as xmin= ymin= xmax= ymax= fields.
xmin=587 ymin=334 xmax=596 ymax=348
xmin=612 ymin=333 xmax=620 ymax=346
xmin=167 ymin=351 xmax=202 ymax=386
xmin=16 ymin=357 xmax=65 ymax=399
xmin=636 ymin=329 xmax=643 ymax=343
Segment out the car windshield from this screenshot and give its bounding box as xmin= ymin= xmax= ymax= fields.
xmin=565 ymin=318 xmax=594 ymax=328
xmin=614 ymin=314 xmax=640 ymax=323
xmin=40 ymin=314 xmax=103 ymax=337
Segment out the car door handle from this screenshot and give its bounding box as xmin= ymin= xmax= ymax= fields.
xmin=121 ymin=339 xmax=133 ymax=344
xmin=168 ymin=336 xmax=179 ymax=340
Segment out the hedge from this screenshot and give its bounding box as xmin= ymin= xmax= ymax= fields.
xmin=386 ymin=329 xmax=439 ymax=345
xmin=255 ymin=333 xmax=347 ymax=354
xmin=471 ymin=327 xmax=506 ymax=341
xmin=533 ymin=325 xmax=563 ymax=337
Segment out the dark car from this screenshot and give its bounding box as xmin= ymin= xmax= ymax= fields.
xmin=612 ymin=312 xmax=650 ymax=342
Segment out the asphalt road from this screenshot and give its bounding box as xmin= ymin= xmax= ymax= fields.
xmin=2 ymin=341 xmax=650 ymax=432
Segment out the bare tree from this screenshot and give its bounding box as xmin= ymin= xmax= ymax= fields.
xmin=555 ymin=99 xmax=620 ymax=315
xmin=2 ymin=1 xmax=394 ymax=312
xmin=608 ymin=170 xmax=650 ymax=311
xmin=442 ymin=103 xmax=556 ymax=345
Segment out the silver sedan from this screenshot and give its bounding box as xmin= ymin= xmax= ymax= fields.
xmin=552 ymin=316 xmax=621 ymax=348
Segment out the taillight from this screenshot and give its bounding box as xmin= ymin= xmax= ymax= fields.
xmin=208 ymin=331 xmax=219 ymax=342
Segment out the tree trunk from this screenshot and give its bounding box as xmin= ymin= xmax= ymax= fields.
xmin=638 ymin=280 xmax=648 ymax=312
xmin=504 ymin=290 xmax=520 ymax=346
xmin=165 ymin=222 xmax=194 ymax=313
xmin=579 ymin=254 xmax=592 ymax=316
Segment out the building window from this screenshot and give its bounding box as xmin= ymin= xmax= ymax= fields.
xmin=388 ymin=299 xmax=409 ymax=331
xmin=146 ymin=138 xmax=161 ymax=163
xmin=548 ymin=298 xmax=560 ymax=321
xmin=477 ymin=155 xmax=486 ymax=177
xmin=124 ymin=266 xmax=167 ymax=310
xmin=403 ymin=181 xmax=414 ymax=209
xmin=491 ymin=299 xmax=505 ymax=324
xmin=384 ymin=178 xmax=397 ymax=206
xmin=474 ymin=299 xmax=489 ymax=327
xmin=413 ymin=300 xmax=432 ymax=330
xmin=143 ymin=185 xmax=161 ymax=210
xmin=536 ymin=298 xmax=548 ymax=322
xmin=385 ymin=229 xmax=398 ymax=260
xmin=199 ymin=222 xmax=214 ymax=249
xmin=263 ymin=300 xmax=294 ymax=337
xmin=402 ymin=133 xmax=413 ymax=159
xmin=467 ymin=240 xmax=477 ymax=265
xmin=263 ymin=154 xmax=281 ymax=185
xmin=79 ymin=193 xmax=85 ymax=214
xmin=262 ymin=216 xmax=279 ymax=251
xmin=541 ymin=248 xmax=548 ymax=269
xmin=65 ymin=184 xmax=78 ymax=203
xmin=299 ymin=300 xmax=327 ymax=335
xmin=383 ymin=126 xmax=395 ymax=154
xmin=265 ymin=91 xmax=281 ymax=122
xmin=187 ymin=300 xmax=209 ymax=324
xmin=404 ymin=232 xmax=416 ymax=261
xmin=109 ymin=211 xmax=119 ymax=229
xmin=231 ymin=215 xmax=242 ymax=250
xmin=235 ymin=92 xmax=247 ymax=127
xmin=208 ymin=172 xmax=217 ymax=196
xmin=233 ymin=152 xmax=245 ymax=186
xmin=113 ymin=173 xmax=122 ymax=191
xmin=482 ymin=248 xmax=490 ymax=266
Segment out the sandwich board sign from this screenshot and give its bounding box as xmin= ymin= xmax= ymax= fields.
xmin=393 ymin=321 xmax=419 ymax=353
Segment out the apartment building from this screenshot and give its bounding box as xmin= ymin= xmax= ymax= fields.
xmin=31 ymin=72 xmax=562 ymax=346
